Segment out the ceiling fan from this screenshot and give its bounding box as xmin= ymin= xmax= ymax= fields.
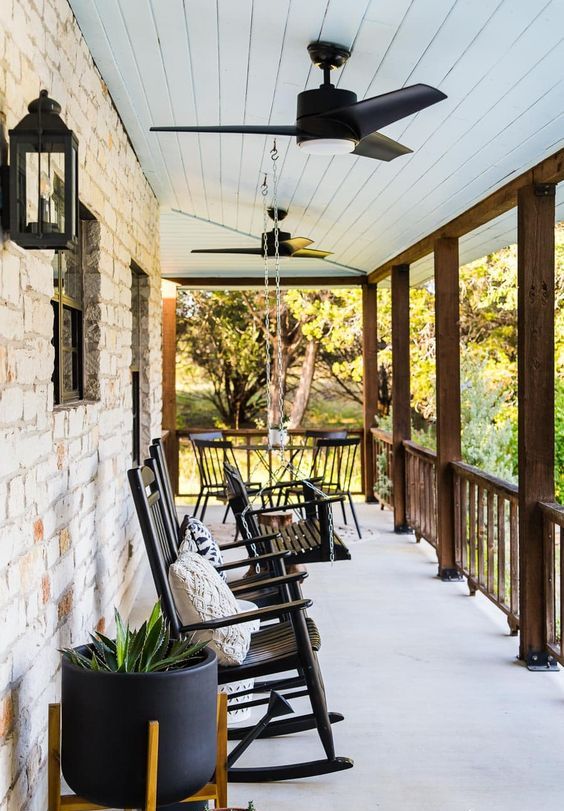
xmin=192 ymin=208 xmax=332 ymax=259
xmin=151 ymin=40 xmax=447 ymax=160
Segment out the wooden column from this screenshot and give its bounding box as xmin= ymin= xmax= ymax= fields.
xmin=434 ymin=237 xmax=463 ymax=580
xmin=362 ymin=284 xmax=378 ymax=501
xmin=162 ymin=281 xmax=179 ymax=494
xmin=517 ymin=182 xmax=556 ymax=666
xmin=391 ymin=264 xmax=411 ymax=531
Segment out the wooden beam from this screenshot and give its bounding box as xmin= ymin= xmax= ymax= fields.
xmin=162 ymin=285 xmax=179 ymax=494
xmin=517 ymin=182 xmax=556 ymax=666
xmin=391 ymin=265 xmax=411 ymax=531
xmin=163 ymin=275 xmax=367 ymax=288
xmin=368 ymin=143 xmax=564 ymax=284
xmin=434 ymin=237 xmax=462 ymax=580
xmin=362 ymin=284 xmax=379 ymax=502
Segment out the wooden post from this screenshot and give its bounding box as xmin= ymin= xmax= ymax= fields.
xmin=391 ymin=265 xmax=411 ymax=531
xmin=434 ymin=238 xmax=463 ymax=580
xmin=162 ymin=281 xmax=179 ymax=494
xmin=517 ymin=182 xmax=556 ymax=667
xmin=362 ymin=284 xmax=378 ymax=501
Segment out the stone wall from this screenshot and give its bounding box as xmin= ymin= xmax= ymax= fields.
xmin=0 ymin=1 xmax=162 ymax=808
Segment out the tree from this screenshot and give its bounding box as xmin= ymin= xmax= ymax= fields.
xmin=176 ymin=291 xmax=267 ymax=428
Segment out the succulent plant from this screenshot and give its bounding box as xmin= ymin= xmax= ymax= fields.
xmin=62 ymin=601 xmax=206 ymax=673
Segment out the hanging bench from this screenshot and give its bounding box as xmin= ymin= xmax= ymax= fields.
xmin=224 ymin=462 xmax=351 ymax=564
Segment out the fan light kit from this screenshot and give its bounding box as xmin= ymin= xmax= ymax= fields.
xmin=151 ymin=40 xmax=447 ymax=161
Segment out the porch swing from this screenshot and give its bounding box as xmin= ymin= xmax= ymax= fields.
xmin=225 ymin=142 xmax=351 ymax=566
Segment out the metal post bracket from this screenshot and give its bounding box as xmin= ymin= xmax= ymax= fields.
xmin=525 ymin=651 xmax=559 ymax=671
xmin=439 ymin=567 xmax=464 ymax=582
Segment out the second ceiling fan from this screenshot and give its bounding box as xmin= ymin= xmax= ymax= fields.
xmin=151 ymin=40 xmax=447 ymax=161
xmin=192 ymin=208 xmax=332 ymax=259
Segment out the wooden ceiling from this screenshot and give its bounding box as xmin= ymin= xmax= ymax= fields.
xmin=69 ymin=0 xmax=564 ymax=285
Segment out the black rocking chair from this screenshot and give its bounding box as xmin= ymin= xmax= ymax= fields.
xmin=312 ymin=436 xmax=362 ymax=538
xmin=128 ymin=463 xmax=353 ymax=782
xmin=224 ymin=462 xmax=352 ymax=564
xmin=147 ymin=439 xmax=291 ymax=608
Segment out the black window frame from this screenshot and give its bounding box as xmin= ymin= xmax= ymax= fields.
xmin=51 ymin=229 xmax=85 ymax=405
xmin=130 ymin=261 xmax=145 ymax=464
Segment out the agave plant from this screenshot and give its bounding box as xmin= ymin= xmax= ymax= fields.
xmin=62 ymin=601 xmax=206 ymax=673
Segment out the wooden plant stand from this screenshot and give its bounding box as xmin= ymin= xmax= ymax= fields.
xmin=48 ymin=694 xmax=228 ymax=811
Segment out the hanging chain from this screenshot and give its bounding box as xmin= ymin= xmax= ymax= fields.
xmin=261 ymin=173 xmax=272 ymax=436
xmin=270 ymin=140 xmax=286 ymax=456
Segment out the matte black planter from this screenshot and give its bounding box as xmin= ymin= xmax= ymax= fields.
xmin=61 ymin=646 xmax=218 ymax=808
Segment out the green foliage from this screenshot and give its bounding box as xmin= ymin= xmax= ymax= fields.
xmin=460 ymin=356 xmax=515 ymax=481
xmin=556 ymin=380 xmax=564 ymax=502
xmin=62 ymin=602 xmax=206 ymax=673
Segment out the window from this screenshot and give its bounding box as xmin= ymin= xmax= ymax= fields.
xmin=51 ymin=235 xmax=84 ymax=404
xmin=51 ymin=205 xmax=96 ymax=406
xmin=131 ymin=262 xmax=144 ymax=464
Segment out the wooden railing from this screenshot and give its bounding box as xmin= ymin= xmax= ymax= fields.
xmin=452 ymin=461 xmax=519 ymax=634
xmin=371 ymin=428 xmax=393 ymax=508
xmin=176 ymin=427 xmax=365 ymax=497
xmin=541 ymin=501 xmax=564 ymax=664
xmin=404 ymin=440 xmax=437 ymax=548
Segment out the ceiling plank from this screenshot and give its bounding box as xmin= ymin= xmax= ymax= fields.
xmin=368 ymin=142 xmax=564 ymax=282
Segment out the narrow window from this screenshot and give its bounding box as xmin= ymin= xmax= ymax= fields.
xmin=51 ymin=235 xmax=84 ymax=404
xmin=131 ymin=262 xmax=144 ymax=464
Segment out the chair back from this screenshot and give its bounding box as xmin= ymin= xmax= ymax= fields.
xmin=223 ymin=462 xmax=263 ymax=541
xmin=193 ymin=438 xmax=239 ymax=492
xmin=312 ymin=436 xmax=360 ymax=494
xmin=149 ymin=437 xmax=179 ymax=539
xmin=188 ymin=431 xmax=224 ymax=482
xmin=289 ymin=429 xmax=348 ymax=475
xmin=128 ymin=465 xmax=183 ymax=637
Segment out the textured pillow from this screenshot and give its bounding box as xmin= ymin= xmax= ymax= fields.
xmin=169 ymin=550 xmax=251 ymax=666
xmin=179 ymin=516 xmax=226 ymax=581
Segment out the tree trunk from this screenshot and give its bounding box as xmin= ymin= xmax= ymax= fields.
xmin=289 ymin=340 xmax=317 ymax=428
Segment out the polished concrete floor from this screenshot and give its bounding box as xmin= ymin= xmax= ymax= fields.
xmin=132 ymin=502 xmax=564 ymax=811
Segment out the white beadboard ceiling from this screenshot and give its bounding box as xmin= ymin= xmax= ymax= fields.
xmin=69 ymin=0 xmax=564 ymax=286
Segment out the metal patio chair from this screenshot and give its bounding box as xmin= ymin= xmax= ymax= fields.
xmin=312 ymin=436 xmax=362 ymax=538
xmin=192 ymin=437 xmax=261 ymax=523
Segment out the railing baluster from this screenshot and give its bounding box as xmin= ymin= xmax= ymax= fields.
xmin=497 ymin=497 xmax=506 ymax=607
xmin=487 ymin=491 xmax=495 ymax=597
xmin=509 ymin=501 xmax=519 ymax=625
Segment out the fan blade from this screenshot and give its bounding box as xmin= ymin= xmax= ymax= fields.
xmin=191 ymin=247 xmax=263 ymax=255
xmin=151 ymin=124 xmax=299 ymax=135
xmin=282 ymin=237 xmax=314 ymax=254
xmin=292 ymin=248 xmax=333 ymax=259
xmin=352 ymin=132 xmax=412 ymax=161
xmin=320 ymin=84 xmax=447 ymax=139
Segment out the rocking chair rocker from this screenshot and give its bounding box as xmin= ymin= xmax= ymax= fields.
xmin=128 ymin=463 xmax=353 ymax=782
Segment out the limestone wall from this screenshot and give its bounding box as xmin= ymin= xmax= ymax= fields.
xmin=0 ymin=0 xmax=162 ymax=807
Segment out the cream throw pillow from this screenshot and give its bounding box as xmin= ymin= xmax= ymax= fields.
xmin=169 ymin=550 xmax=252 ymax=666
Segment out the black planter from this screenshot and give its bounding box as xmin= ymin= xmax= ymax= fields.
xmin=61 ymin=646 xmax=218 ymax=808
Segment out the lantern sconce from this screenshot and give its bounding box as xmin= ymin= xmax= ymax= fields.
xmin=0 ymin=89 xmax=79 ymax=250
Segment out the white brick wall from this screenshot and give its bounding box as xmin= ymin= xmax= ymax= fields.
xmin=0 ymin=0 xmax=162 ymax=807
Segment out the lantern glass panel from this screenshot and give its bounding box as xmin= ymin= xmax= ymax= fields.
xmin=18 ymin=140 xmax=66 ymax=237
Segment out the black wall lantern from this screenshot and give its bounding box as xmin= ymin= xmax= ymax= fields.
xmin=2 ymin=90 xmax=78 ymax=250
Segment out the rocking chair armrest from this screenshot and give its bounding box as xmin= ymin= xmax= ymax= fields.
xmin=180 ymin=598 xmax=312 ymax=632
xmin=218 ymin=532 xmax=282 ymax=551
xmin=215 ymin=550 xmax=289 ymax=572
xmin=229 ymin=572 xmax=308 ymax=595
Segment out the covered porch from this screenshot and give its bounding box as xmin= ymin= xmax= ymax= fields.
xmin=133 ymin=501 xmax=564 ymax=810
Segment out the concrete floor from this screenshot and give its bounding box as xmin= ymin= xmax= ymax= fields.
xmin=132 ymin=502 xmax=564 ymax=810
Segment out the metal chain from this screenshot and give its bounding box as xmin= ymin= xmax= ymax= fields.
xmin=261 ymin=173 xmax=272 ymax=438
xmin=270 ymin=140 xmax=286 ymax=458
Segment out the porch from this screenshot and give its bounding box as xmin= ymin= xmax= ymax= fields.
xmin=133 ymin=501 xmax=564 ymax=810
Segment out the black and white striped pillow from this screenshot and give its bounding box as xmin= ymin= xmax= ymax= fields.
xmin=179 ymin=516 xmax=226 ymax=581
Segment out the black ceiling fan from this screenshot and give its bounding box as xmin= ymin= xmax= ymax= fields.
xmin=151 ymin=40 xmax=446 ymax=161
xmin=192 ymin=208 xmax=332 ymax=259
